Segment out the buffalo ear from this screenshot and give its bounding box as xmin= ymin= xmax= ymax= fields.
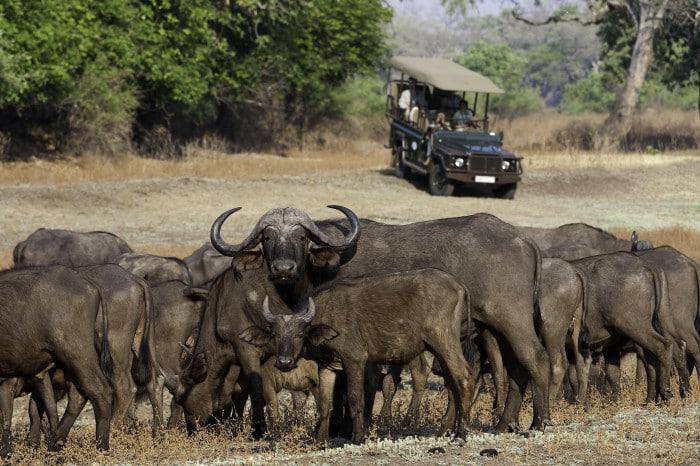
xmin=239 ymin=326 xmax=272 ymax=348
xmin=307 ymin=324 xmax=339 ymax=346
xmin=309 ymin=247 xmax=340 ymax=274
xmin=233 ymin=251 xmax=263 ymax=272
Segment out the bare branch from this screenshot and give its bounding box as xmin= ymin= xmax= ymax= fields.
xmin=510 ymin=7 xmax=603 ymax=26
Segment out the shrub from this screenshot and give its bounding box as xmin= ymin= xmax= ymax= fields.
xmin=560 ymin=72 xmax=616 ymax=114
xmin=332 ymin=75 xmax=386 ymax=119
xmin=65 ymin=59 xmax=138 ymax=156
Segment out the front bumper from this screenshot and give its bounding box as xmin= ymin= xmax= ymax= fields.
xmin=447 ymin=171 xmax=521 ymax=185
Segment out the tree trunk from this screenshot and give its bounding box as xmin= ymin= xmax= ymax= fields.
xmin=600 ymin=0 xmax=670 ymax=150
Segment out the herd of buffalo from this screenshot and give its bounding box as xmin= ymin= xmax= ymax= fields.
xmin=1 ymin=206 xmax=698 ymax=455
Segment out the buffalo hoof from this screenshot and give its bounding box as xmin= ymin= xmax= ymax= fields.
xmin=47 ymin=438 xmax=65 ymax=452
xmin=659 ymin=388 xmax=673 ymax=402
xmin=507 ymin=422 xmax=520 ymax=433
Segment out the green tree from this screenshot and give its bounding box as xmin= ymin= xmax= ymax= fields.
xmin=459 ymin=42 xmax=543 ymax=117
xmin=560 ymin=72 xmax=616 ymax=113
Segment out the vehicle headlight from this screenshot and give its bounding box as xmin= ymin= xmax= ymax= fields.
xmin=501 ymin=160 xmax=511 ymax=170
xmin=454 ymin=157 xmax=465 ymax=168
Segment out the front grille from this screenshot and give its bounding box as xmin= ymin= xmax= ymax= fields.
xmin=470 ymin=156 xmax=500 ymax=173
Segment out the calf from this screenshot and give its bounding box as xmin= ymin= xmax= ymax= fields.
xmin=240 ymin=268 xmax=476 ymax=444
xmin=261 ymin=356 xmax=319 ymax=429
xmin=0 ymin=266 xmax=113 ymax=454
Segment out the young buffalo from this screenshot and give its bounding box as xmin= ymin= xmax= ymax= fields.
xmin=240 ymin=268 xmax=476 ymax=444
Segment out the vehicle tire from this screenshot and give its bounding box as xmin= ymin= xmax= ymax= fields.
xmin=392 ymin=148 xmax=407 ymax=178
xmin=494 ymin=183 xmax=517 ymax=200
xmin=428 ymin=163 xmax=455 ymax=196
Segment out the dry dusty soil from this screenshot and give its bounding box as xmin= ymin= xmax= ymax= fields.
xmin=0 ymin=149 xmax=698 ymax=464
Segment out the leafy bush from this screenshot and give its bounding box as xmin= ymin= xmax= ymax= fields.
xmin=459 ymin=42 xmax=543 ymax=118
xmin=560 ymin=72 xmax=616 ymax=114
xmin=331 ymin=75 xmax=385 ymax=119
xmin=65 ymin=58 xmax=138 ymax=155
xmin=639 ymin=79 xmax=698 ymax=111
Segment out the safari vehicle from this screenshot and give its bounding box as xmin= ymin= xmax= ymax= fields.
xmin=386 ymin=56 xmax=522 ymax=198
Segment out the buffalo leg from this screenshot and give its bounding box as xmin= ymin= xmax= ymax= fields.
xmin=379 ymin=367 xmax=400 ymax=421
xmin=615 ymin=323 xmax=674 ymax=400
xmin=237 ymin=350 xmax=267 ymax=439
xmin=329 ymin=372 xmax=352 ymax=439
xmin=604 ymin=351 xmax=622 ymax=401
xmin=55 ymin=361 xmax=113 ymax=452
xmin=343 ymin=358 xmax=367 ymax=444
xmin=429 ymin=342 xmax=474 ymax=437
xmin=405 ymin=353 xmax=429 ymax=423
xmin=495 ymin=322 xmax=551 ymax=431
xmin=261 ymin=382 xmax=279 ymax=431
xmin=635 ymin=354 xmax=647 ymax=386
xmin=481 ymin=329 xmax=507 ymax=418
xmin=684 ymin=331 xmax=700 ymax=385
xmin=315 ymin=368 xmax=337 ymax=444
xmin=167 ymin=397 xmax=184 ymax=429
xmin=50 ymin=383 xmax=87 ymax=451
xmin=549 ymin=348 xmax=568 ymax=405
xmin=0 ymin=380 xmax=16 ymax=457
xmin=27 ymin=396 xmax=43 ymax=448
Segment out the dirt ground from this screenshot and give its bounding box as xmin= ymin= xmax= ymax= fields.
xmin=1 ymin=147 xmax=699 ymax=463
xmin=0 ymin=150 xmax=698 ymax=265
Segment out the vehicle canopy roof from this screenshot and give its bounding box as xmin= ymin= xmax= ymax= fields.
xmin=389 ymin=56 xmax=504 ymax=94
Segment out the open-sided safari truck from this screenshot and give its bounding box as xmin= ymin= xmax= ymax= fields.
xmin=386 ymin=56 xmax=522 ymax=198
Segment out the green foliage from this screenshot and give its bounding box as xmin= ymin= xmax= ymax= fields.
xmin=332 ymin=75 xmax=386 ymax=119
xmin=560 ymin=72 xmax=616 ymax=114
xmin=0 ymin=0 xmax=391 ymax=155
xmin=639 ymin=79 xmax=699 ymax=112
xmin=459 ymin=42 xmax=543 ymax=118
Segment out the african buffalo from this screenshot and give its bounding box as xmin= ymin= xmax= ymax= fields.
xmin=116 ymin=252 xmax=192 ymax=286
xmin=569 ymin=252 xmax=674 ymax=403
xmin=148 ymin=280 xmax=208 ymax=427
xmin=240 ymin=269 xmax=476 ymax=443
xmin=25 ymin=265 xmax=162 ymax=448
xmin=178 ymin=206 xmax=361 ymax=437
xmin=209 ymin=208 xmax=548 ymax=433
xmin=13 ymin=228 xmax=132 ymax=267
xmin=539 ymin=258 xmax=589 ymax=403
xmin=519 ymin=224 xmax=652 ymax=260
xmin=183 ymin=244 xmax=232 ymax=287
xmin=0 ymin=266 xmax=114 ymax=454
xmin=634 ymin=246 xmax=700 ymax=397
xmin=261 ymin=356 xmax=319 ymax=429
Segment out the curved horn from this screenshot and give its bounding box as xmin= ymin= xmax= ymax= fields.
xmin=210 ymin=208 xmax=263 ymax=257
xmin=262 ymin=295 xmax=275 ymax=324
xmin=301 ymin=297 xmax=316 ymax=324
xmin=303 ymin=205 xmax=361 ymax=251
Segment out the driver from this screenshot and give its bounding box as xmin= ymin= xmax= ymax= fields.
xmin=452 ymin=99 xmax=474 ymax=127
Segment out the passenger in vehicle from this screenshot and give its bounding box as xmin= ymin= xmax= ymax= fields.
xmin=452 ymin=99 xmax=474 ymax=128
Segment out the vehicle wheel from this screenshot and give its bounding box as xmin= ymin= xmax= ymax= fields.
xmin=428 ymin=163 xmax=455 ymax=196
xmin=392 ymin=148 xmax=407 ymax=178
xmin=494 ymin=183 xmax=517 ymax=200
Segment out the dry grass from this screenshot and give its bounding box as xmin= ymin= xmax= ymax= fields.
xmin=494 ymin=110 xmax=700 ymax=153
xmin=5 ymin=357 xmax=698 ymax=464
xmin=0 ymin=149 xmax=386 ymax=186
